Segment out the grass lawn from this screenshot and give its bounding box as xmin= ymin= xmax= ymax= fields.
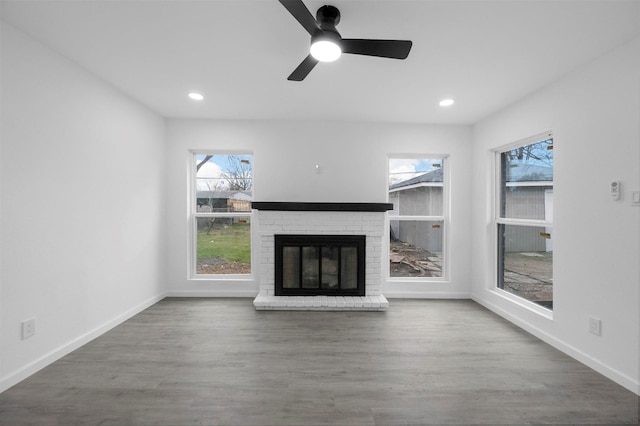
xmin=197 ymin=222 xmax=251 ymax=264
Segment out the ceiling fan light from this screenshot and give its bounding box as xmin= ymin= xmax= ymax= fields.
xmin=310 ymin=40 xmax=342 ymax=62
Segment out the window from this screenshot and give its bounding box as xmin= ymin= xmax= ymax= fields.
xmin=388 ymin=157 xmax=447 ymax=279
xmin=191 ymin=153 xmax=253 ymax=276
xmin=495 ymin=134 xmax=553 ymax=309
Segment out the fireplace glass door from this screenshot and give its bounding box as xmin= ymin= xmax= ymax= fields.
xmin=275 ymin=235 xmax=365 ymax=296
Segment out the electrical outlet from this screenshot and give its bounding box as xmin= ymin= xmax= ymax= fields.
xmin=588 ymin=316 xmax=601 ymax=336
xmin=22 ymin=318 xmax=36 ymax=340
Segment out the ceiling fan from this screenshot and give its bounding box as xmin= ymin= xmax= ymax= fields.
xmin=278 ymin=0 xmax=413 ymax=81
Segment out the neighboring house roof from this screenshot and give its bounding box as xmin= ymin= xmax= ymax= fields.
xmin=506 ymin=163 xmax=553 ymax=182
xmin=197 ymin=190 xmax=252 ymax=200
xmin=389 ymin=163 xmax=552 ymax=193
xmin=389 ymin=168 xmax=443 ymax=191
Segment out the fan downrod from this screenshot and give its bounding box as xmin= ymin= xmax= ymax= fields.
xmin=316 ymin=5 xmax=340 ymax=29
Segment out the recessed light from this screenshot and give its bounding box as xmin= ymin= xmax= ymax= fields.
xmin=188 ymin=92 xmax=204 ymax=101
xmin=439 ymin=99 xmax=455 ymax=107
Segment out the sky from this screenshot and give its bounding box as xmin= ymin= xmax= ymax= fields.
xmin=388 ymin=158 xmax=443 ymax=186
xmin=196 ymin=154 xmax=253 ymax=192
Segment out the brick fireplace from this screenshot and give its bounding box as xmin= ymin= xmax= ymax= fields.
xmin=252 ymin=202 xmax=391 ymax=311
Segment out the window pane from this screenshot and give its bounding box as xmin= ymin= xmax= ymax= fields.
xmin=341 ymin=247 xmax=358 ymax=289
xmin=301 ymin=247 xmax=319 ymax=288
xmin=389 ymin=158 xmax=444 ymax=216
xmin=497 ymin=224 xmax=553 ymax=309
xmin=195 ymin=154 xmax=252 ymax=212
xmin=500 ymin=139 xmax=553 ymax=220
xmin=282 ymin=247 xmax=300 ymax=289
xmin=196 ymin=217 xmax=251 ymax=274
xmin=321 ymin=246 xmax=339 ymax=289
xmin=390 ymin=220 xmax=443 ymax=278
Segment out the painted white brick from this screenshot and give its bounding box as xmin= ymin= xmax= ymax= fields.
xmin=259 ymin=217 xmax=275 ymax=225
xmin=254 ymin=209 xmax=387 ymax=311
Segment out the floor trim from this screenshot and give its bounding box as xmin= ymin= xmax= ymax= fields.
xmin=165 ymin=290 xmax=258 ymax=298
xmin=384 ymin=291 xmax=471 ymax=299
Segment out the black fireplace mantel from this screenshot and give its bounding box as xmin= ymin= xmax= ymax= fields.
xmin=251 ymin=202 xmax=393 ymax=212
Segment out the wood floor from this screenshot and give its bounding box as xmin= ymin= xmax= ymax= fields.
xmin=0 ymin=298 xmax=638 ymax=425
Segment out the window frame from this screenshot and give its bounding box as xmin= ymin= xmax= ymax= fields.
xmin=387 ymin=154 xmax=450 ymax=282
xmin=493 ymin=132 xmax=554 ymax=315
xmin=188 ymin=150 xmax=254 ymax=280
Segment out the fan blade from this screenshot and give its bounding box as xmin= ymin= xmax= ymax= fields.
xmin=342 ymin=39 xmax=412 ymax=59
xmin=279 ymin=0 xmax=320 ymax=37
xmin=288 ymin=55 xmax=319 ymax=81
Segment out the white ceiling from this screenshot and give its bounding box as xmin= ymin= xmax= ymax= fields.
xmin=2 ymin=0 xmax=638 ymax=124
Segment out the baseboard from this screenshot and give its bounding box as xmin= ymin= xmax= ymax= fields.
xmin=0 ymin=292 xmax=166 ymax=394
xmin=164 ymin=290 xmax=258 ymax=298
xmin=384 ymin=291 xmax=471 ymax=299
xmin=166 ymin=290 xmax=470 ymax=299
xmin=472 ymin=295 xmax=640 ymax=396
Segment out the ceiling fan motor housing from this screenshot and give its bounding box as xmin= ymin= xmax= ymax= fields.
xmin=312 ymin=5 xmax=342 ymax=48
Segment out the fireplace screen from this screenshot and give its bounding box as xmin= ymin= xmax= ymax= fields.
xmin=275 ymin=235 xmax=365 ymax=296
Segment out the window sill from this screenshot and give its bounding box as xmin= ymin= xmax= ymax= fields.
xmin=190 ymin=274 xmax=255 ymax=282
xmin=491 ymin=288 xmax=554 ymax=320
xmin=386 ymin=277 xmax=450 ymax=284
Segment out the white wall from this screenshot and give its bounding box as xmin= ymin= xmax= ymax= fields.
xmin=0 ymin=23 xmax=167 ymax=391
xmin=471 ymin=37 xmax=640 ymax=394
xmin=165 ymin=120 xmax=472 ymax=298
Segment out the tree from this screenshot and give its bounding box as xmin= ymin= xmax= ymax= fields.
xmin=195 ymin=155 xmax=252 ymax=191
xmin=504 ymin=139 xmax=553 ymax=166
xmin=196 ymin=155 xmax=213 ymax=172
xmin=221 ymin=155 xmax=252 ymax=191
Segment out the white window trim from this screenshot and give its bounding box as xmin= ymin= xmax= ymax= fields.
xmin=492 ymin=132 xmax=554 ymax=314
xmin=496 ymin=217 xmax=553 ymax=227
xmin=188 ymin=150 xmax=254 ymax=280
xmin=387 ymin=155 xmax=450 ymax=282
